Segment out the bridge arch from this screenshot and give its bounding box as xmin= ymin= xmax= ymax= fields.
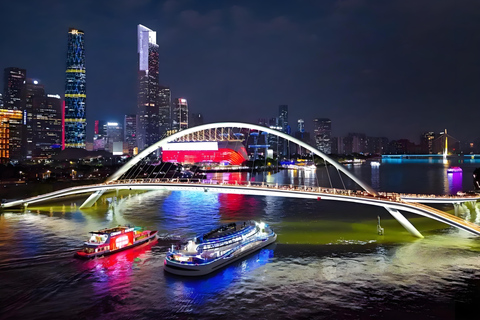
xmin=107 ymin=122 xmax=378 ymax=196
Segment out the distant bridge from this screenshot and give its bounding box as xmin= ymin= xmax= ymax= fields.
xmin=2 ymin=122 xmax=480 ymax=239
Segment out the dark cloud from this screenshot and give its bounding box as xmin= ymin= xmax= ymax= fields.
xmin=1 ymin=0 xmax=479 ymax=142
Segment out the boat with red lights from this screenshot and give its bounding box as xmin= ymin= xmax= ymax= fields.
xmin=75 ymin=225 xmax=158 ymax=259
xmin=164 ymin=220 xmax=276 ymax=276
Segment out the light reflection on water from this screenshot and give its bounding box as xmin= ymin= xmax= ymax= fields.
xmin=2 ymin=162 xmax=480 ymax=318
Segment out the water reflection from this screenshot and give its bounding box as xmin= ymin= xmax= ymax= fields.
xmin=164 ymin=246 xmax=275 ymax=306
xmin=448 ymin=171 xmax=463 ymax=195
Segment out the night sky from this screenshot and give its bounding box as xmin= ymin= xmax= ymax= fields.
xmin=1 ymin=0 xmax=479 ymax=143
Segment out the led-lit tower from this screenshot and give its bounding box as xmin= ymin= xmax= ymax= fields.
xmin=172 ymin=98 xmax=188 ymax=132
xmin=64 ymin=28 xmax=87 ymax=149
xmin=137 ymin=24 xmax=160 ymax=151
xmin=314 ymin=118 xmax=332 ymax=154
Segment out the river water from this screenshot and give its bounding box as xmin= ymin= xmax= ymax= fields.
xmin=2 ymin=158 xmax=480 ymax=319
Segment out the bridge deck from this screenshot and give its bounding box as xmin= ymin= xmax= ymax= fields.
xmin=2 ymin=179 xmax=480 ymax=236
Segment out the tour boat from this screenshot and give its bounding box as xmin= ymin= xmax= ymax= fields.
xmin=75 ymin=225 xmax=158 ymax=259
xmin=164 ymin=220 xmax=276 ymax=276
xmin=447 ymin=167 xmax=462 ymax=173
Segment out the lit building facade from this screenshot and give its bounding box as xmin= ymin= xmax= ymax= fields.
xmin=421 ymin=131 xmax=435 ymax=154
xmin=278 ymin=105 xmax=289 ymax=156
xmin=3 ymin=67 xmax=26 ymax=161
xmin=35 ymin=94 xmax=63 ymax=158
xmin=162 ymin=141 xmax=248 ymax=165
xmin=64 ymin=28 xmax=87 ymax=149
xmin=0 ymin=109 xmax=23 ymax=163
xmin=159 ymin=86 xmax=171 ymax=136
xmin=313 ymin=118 xmax=332 ymax=154
xmin=3 ymin=67 xmax=26 ymax=111
xmin=25 ymin=79 xmax=46 ymax=159
xmin=105 ymin=122 xmax=123 ymax=152
xmin=172 ymin=98 xmax=188 ymax=132
xmin=124 ymin=114 xmax=137 ymax=155
xmin=137 ymin=24 xmax=160 ymax=151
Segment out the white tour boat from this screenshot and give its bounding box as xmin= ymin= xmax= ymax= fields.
xmin=164 ymin=220 xmax=276 ymax=276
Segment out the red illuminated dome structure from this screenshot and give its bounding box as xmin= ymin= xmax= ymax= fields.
xmin=161 ymin=141 xmax=248 ymax=165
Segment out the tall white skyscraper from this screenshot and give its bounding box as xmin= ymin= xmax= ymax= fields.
xmin=136 ymin=24 xmax=160 ymax=151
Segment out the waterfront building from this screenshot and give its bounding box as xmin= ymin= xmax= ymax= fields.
xmin=93 ymin=120 xmax=107 ymax=151
xmin=344 ymin=132 xmax=366 ymax=154
xmin=35 ymin=94 xmax=63 ymax=158
xmin=64 ymin=28 xmax=87 ymax=149
xmin=24 ymin=79 xmax=46 ymax=159
xmin=137 ymin=24 xmax=160 ymax=151
xmin=3 ymin=67 xmax=26 ymax=111
xmin=0 ymin=109 xmax=23 ymax=163
xmin=267 ymin=118 xmax=281 ymax=157
xmin=105 ymin=122 xmax=123 ymax=152
xmin=278 ymin=105 xmax=290 ymax=157
xmin=172 ymin=98 xmax=188 ymax=132
xmin=313 ymin=118 xmax=332 ymax=154
xmin=366 ymin=136 xmax=389 ymax=155
xmin=159 ymin=86 xmax=171 ymax=136
xmin=124 ymin=114 xmax=137 ymax=155
xmin=162 ymin=141 xmax=248 ymax=165
xmin=294 ymin=119 xmax=311 ymax=155
xmin=421 ymin=132 xmax=435 ymax=154
xmin=3 ymin=67 xmax=26 ymax=161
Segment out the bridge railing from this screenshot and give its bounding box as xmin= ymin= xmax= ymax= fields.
xmin=107 ymin=178 xmax=480 ymax=204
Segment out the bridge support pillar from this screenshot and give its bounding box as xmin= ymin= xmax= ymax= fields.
xmin=79 ymin=189 xmax=106 ymax=209
xmin=384 ymin=206 xmax=424 ymax=238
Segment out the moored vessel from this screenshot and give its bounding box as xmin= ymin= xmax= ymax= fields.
xmin=75 ymin=225 xmax=158 ymax=259
xmin=164 ymin=220 xmax=276 ymax=276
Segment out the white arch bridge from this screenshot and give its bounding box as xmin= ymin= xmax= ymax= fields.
xmin=3 ymin=122 xmax=480 ymax=238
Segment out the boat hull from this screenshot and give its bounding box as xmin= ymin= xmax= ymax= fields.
xmin=164 ymin=233 xmax=277 ymax=276
xmin=75 ymin=230 xmax=158 ymax=259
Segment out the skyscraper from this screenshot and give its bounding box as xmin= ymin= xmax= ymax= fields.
xmin=25 ymin=79 xmax=46 ymax=158
xmin=124 ymin=114 xmax=137 ymax=155
xmin=137 ymin=24 xmax=160 ymax=151
xmin=172 ymin=98 xmax=188 ymax=132
xmin=278 ymin=105 xmax=289 ymax=157
xmin=3 ymin=67 xmax=26 ymax=161
xmin=33 ymin=94 xmax=62 ymax=159
xmin=159 ymin=86 xmax=171 ymax=136
xmin=313 ymin=118 xmax=332 ymax=154
xmin=64 ymin=28 xmax=87 ymax=149
xmin=0 ymin=109 xmax=23 ymax=163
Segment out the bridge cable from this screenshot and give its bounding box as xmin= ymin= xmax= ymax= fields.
xmin=324 ymin=157 xmax=333 ymax=188
xmin=337 ymin=167 xmax=347 ymax=190
xmin=313 ymin=151 xmax=320 ymax=189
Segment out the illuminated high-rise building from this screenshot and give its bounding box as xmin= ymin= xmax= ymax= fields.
xmin=25 ymin=79 xmax=46 ymax=158
xmin=159 ymin=86 xmax=171 ymax=136
xmin=137 ymin=24 xmax=160 ymax=151
xmin=64 ymin=28 xmax=87 ymax=149
xmin=3 ymin=67 xmax=26 ymax=161
xmin=172 ymin=98 xmax=188 ymax=132
xmin=36 ymin=94 xmax=63 ymax=158
xmin=124 ymin=114 xmax=137 ymax=155
xmin=0 ymin=109 xmax=23 ymax=163
xmin=3 ymin=67 xmax=26 ymax=111
xmin=314 ymin=118 xmax=332 ymax=154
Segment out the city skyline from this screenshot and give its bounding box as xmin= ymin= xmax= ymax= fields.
xmin=0 ymin=1 xmax=479 ymax=142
